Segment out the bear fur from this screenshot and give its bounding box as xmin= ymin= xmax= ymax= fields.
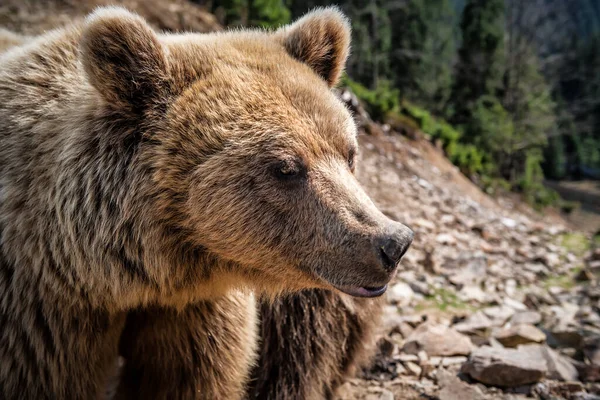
xmin=247 ymin=291 xmax=384 ymax=400
xmin=0 ymin=6 xmax=412 ymax=399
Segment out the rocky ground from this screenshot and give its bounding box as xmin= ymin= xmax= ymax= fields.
xmin=335 ymin=89 xmax=600 ymax=400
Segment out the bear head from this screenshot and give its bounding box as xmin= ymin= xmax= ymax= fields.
xmin=79 ymin=7 xmax=413 ymax=298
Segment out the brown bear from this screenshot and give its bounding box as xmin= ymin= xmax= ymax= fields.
xmin=0 ymin=6 xmax=413 ymax=399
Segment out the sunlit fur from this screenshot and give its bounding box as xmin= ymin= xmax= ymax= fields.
xmin=0 ymin=6 xmax=399 ymax=398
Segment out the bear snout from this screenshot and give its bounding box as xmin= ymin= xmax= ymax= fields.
xmin=372 ymin=223 xmax=414 ymax=273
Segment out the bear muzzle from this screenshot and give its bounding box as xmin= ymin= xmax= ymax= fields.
xmin=332 ymin=222 xmax=414 ymax=298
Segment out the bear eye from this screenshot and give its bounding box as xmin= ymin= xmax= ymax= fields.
xmin=348 ymin=148 xmax=356 ymax=171
xmin=273 ymin=160 xmax=303 ymax=181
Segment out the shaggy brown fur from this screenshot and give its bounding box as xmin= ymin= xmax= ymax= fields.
xmin=0 ymin=6 xmax=412 ymax=399
xmin=116 ymin=292 xmax=257 ymax=399
xmin=247 ymin=291 xmax=383 ymax=400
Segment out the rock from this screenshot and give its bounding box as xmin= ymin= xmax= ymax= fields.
xmin=453 ymin=311 xmax=494 ymax=334
xmin=547 ymin=328 xmax=584 ymax=349
xmin=395 ymin=363 xmax=407 ymax=376
xmin=378 ymin=337 xmax=396 ymax=358
xmin=403 ymin=361 xmax=422 ymax=377
xmin=423 ymin=247 xmax=441 ymax=274
xmin=541 ymin=252 xmax=561 ymax=268
xmin=574 ymin=361 xmax=600 ymax=382
xmin=409 ymin=280 xmax=431 ymax=296
xmin=461 ymin=346 xmax=547 ymax=387
xmin=441 ymin=356 xmax=468 ymax=367
xmin=436 ymin=369 xmax=486 ymax=400
xmin=576 ymin=269 xmax=596 ymax=282
xmin=397 ymin=322 xmax=414 ymax=339
xmin=458 ymin=285 xmax=489 ymax=302
xmin=534 ymin=381 xmax=586 ymax=400
xmin=365 ymin=388 xmax=395 ymax=400
xmin=524 ymin=263 xmax=550 ymax=277
xmin=584 ymin=336 xmax=600 ymax=366
xmin=510 ymin=311 xmax=542 ymax=326
xmin=494 ymin=324 xmax=546 ymax=347
xmin=589 ymin=260 xmax=600 ymax=274
xmin=395 ymin=354 xmax=419 ymax=363
xmin=483 ymin=305 xmax=515 ymax=325
xmin=417 ymin=350 xmax=428 ymax=363
xmin=436 ymin=233 xmax=457 ymax=246
xmin=512 ymin=344 xmax=578 ymax=382
xmin=505 ymin=279 xmax=517 ymax=297
xmin=387 ymin=282 xmax=414 ymax=306
xmin=403 ymin=322 xmax=473 ymax=357
xmin=448 ymin=257 xmax=487 ymax=288
xmin=414 ymin=218 xmax=437 ymax=231
xmin=538 ymin=345 xmax=579 ymax=381
xmin=501 ymin=218 xmax=518 ymax=229
xmin=503 ymin=298 xmax=528 ymax=311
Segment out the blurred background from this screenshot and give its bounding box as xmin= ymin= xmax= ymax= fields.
xmin=2 ymin=1 xmax=600 ymax=398
xmin=201 ymin=0 xmax=600 ymax=235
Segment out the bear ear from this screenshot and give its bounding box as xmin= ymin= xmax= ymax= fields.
xmin=80 ymin=7 xmax=168 ymax=111
xmin=276 ymin=7 xmax=350 ymax=87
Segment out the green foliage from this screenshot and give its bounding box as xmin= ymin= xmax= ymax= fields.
xmin=402 ymin=103 xmax=488 ymax=176
xmin=248 ymin=0 xmax=290 ymax=27
xmin=416 ymin=287 xmax=474 ymax=312
xmin=480 ymin=176 xmax=512 ymax=196
xmin=464 ymin=96 xmax=514 ymax=158
xmin=450 ymin=144 xmax=486 ymax=176
xmin=543 ymin=136 xmax=567 ymax=180
xmin=343 ymin=0 xmax=393 ymax=89
xmin=211 ymin=0 xmax=290 ymax=27
xmin=575 ymin=136 xmax=600 ymax=169
xmin=502 ymin=43 xmax=555 ymax=180
xmin=342 ymin=76 xmax=400 ymax=121
xmin=559 ymin=233 xmax=591 ymax=256
xmin=558 ymin=199 xmax=580 ymax=215
xmin=450 ymin=0 xmax=505 ymax=124
xmin=402 ymin=103 xmax=437 ymax=134
xmin=593 ymin=231 xmax=600 ymax=249
xmin=283 ymin=0 xmax=592 ymax=212
xmin=390 ymin=0 xmax=457 ymax=113
xmin=517 ymin=150 xmax=560 ymax=209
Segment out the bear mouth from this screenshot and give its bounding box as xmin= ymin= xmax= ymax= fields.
xmin=333 ymin=284 xmax=388 ymax=298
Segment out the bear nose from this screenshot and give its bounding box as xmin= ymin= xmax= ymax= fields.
xmin=374 ymin=225 xmax=414 ymax=273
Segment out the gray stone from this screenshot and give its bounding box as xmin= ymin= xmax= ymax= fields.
xmin=537 ymin=345 xmax=579 ymax=381
xmin=436 ymin=369 xmax=486 ymax=400
xmin=483 ymin=305 xmax=516 ymax=325
xmin=453 ymin=311 xmax=494 ymax=334
xmin=494 ymin=324 xmax=546 ymax=348
xmin=403 ymin=361 xmax=422 ymax=376
xmin=365 ymin=388 xmax=394 ymax=400
xmin=403 ymin=322 xmax=473 ymax=357
xmin=461 ymin=346 xmax=547 ymax=387
xmin=510 ymin=311 xmax=542 ymax=326
xmin=386 ymin=282 xmax=414 ymax=306
xmin=448 ymin=257 xmax=487 ymax=288
xmin=503 ymin=298 xmax=528 ymax=311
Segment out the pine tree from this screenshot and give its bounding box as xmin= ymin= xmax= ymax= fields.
xmin=389 ymin=0 xmax=456 ymax=114
xmin=211 ymin=0 xmax=290 ymax=27
xmin=344 ymin=0 xmax=392 ymax=89
xmin=449 ymin=0 xmax=505 ymax=125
